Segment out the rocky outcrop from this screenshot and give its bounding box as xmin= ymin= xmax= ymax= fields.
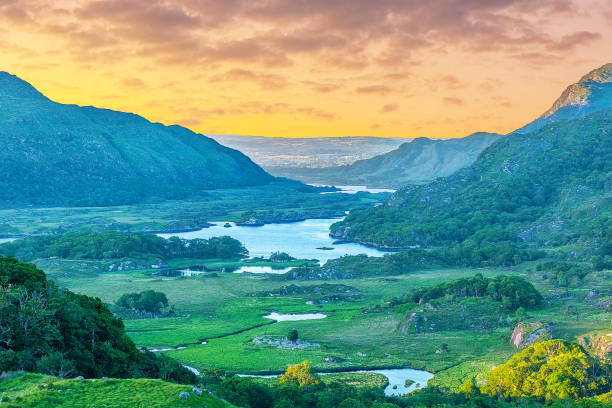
xmin=252 ymin=336 xmax=320 ymax=350
xmin=578 ymin=334 xmax=612 ymax=360
xmin=510 ymin=322 xmax=553 ymax=348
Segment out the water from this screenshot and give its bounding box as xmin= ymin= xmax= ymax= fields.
xmin=240 ymin=367 xmax=433 ymax=397
xmin=264 ymin=312 xmax=327 ymax=321
xmin=158 ymin=218 xmax=389 ymax=263
xmin=0 ymin=238 xmax=16 ymax=244
xmin=320 ymin=185 xmax=396 ymax=194
xmin=178 ymin=270 xmax=207 ymax=277
xmin=233 ymin=266 xmax=293 ymax=274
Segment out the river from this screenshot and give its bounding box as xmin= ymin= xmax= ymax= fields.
xmin=158 ymin=218 xmax=389 ymax=263
xmin=238 ymin=367 xmax=433 ymax=397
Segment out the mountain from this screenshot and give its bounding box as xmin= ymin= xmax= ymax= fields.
xmin=0 ymin=72 xmax=273 ymax=207
xmin=516 ymin=63 xmax=612 ymax=134
xmin=270 ymin=133 xmax=502 ymax=188
xmin=209 ymin=134 xmax=410 ymax=168
xmin=331 ymin=107 xmax=611 ymax=251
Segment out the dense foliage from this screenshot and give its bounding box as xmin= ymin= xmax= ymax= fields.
xmin=215 ymin=371 xmax=612 ymax=408
xmin=0 ymin=256 xmax=194 ymax=382
xmin=285 ymin=240 xmax=541 ymax=281
xmin=481 ymin=340 xmax=610 ymax=401
xmin=116 ymin=290 xmax=169 ymax=315
xmin=405 ymin=274 xmax=542 ymax=311
xmin=332 ymin=108 xmax=612 ymax=256
xmin=0 ymin=231 xmax=247 ymax=261
xmin=0 ymin=72 xmax=272 ymax=207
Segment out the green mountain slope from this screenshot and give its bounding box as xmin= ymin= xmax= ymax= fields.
xmin=0 ymin=72 xmax=273 ymax=207
xmin=271 ymin=132 xmax=501 ymax=188
xmin=331 ymin=108 xmax=611 ymax=251
xmin=0 ymin=372 xmax=235 ymax=408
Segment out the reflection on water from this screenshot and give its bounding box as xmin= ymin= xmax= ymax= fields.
xmin=158 ymin=218 xmax=389 ymax=263
xmin=233 ymin=266 xmax=293 ymax=274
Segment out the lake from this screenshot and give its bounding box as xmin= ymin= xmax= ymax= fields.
xmin=158 ymin=218 xmax=389 ymax=263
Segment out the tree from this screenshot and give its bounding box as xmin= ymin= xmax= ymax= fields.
xmin=287 ymin=329 xmax=299 ymax=342
xmin=481 ymin=340 xmax=606 ymax=401
xmin=279 ymin=360 xmax=319 ymax=387
xmin=459 ymin=379 xmax=479 ymax=397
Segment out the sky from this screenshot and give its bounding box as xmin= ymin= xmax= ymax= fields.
xmin=1 ymin=0 xmax=611 ymax=138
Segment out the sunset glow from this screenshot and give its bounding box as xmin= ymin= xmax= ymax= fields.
xmin=1 ymin=0 xmax=610 ymax=138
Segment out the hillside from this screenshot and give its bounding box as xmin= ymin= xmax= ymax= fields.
xmin=331 ymin=107 xmax=611 ymax=252
xmin=0 ymin=72 xmax=273 ymax=207
xmin=516 ymin=63 xmax=612 ymax=134
xmin=272 ymin=132 xmax=502 ymax=188
xmin=0 ymin=372 xmax=234 ymax=408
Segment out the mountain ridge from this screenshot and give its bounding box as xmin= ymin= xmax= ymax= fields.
xmin=270 ymin=132 xmax=502 ymax=188
xmin=0 ymin=72 xmax=274 ymax=207
xmin=516 ymin=63 xmax=612 ymax=133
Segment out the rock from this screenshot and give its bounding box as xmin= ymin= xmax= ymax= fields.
xmin=101 ymin=377 xmax=108 ymax=380
xmin=587 ymin=289 xmax=598 ymax=298
xmin=179 ymin=391 xmax=190 ymax=399
xmin=593 ymin=334 xmax=612 ymax=359
xmin=192 ymin=388 xmax=203 ymax=396
xmin=74 ymin=376 xmax=84 ymax=380
xmin=510 ymin=322 xmax=553 ymax=348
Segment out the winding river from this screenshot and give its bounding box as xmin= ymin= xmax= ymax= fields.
xmin=236 ymin=367 xmax=433 ymax=397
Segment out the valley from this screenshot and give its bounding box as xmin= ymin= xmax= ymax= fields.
xmin=0 ymin=61 xmax=610 ymax=408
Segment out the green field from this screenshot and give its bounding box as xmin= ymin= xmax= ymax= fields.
xmin=41 ymin=257 xmax=612 ymax=391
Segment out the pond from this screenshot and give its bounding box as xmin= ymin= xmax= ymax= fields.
xmin=233 ymin=266 xmax=293 ymax=274
xmin=263 ymin=312 xmax=328 ymax=322
xmin=158 ymin=218 xmax=390 ymax=263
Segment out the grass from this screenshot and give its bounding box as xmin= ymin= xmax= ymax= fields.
xmin=36 ymin=254 xmax=612 ymax=391
xmin=0 ymin=372 xmax=235 ymax=408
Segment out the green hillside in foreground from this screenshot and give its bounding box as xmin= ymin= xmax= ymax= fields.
xmin=0 ymin=72 xmax=273 ymax=207
xmin=0 ymin=372 xmax=234 ymax=408
xmin=270 ymin=133 xmax=501 ymax=188
xmin=331 ymin=107 xmax=611 ymax=251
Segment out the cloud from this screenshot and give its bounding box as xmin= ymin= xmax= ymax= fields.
xmin=443 ymin=96 xmax=464 ymax=105
xmin=3 ymin=0 xmax=600 ymax=71
xmin=121 ymin=77 xmax=147 ymax=88
xmin=356 ymin=85 xmax=393 ymax=95
xmin=381 ymin=104 xmax=398 ymax=113
xmin=546 ymin=31 xmax=601 ymax=51
xmin=210 ymin=68 xmax=288 ymax=90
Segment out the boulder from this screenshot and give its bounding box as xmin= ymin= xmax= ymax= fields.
xmin=73 ymin=376 xmax=84 ymax=380
xmin=179 ymin=391 xmax=190 ymax=399
xmin=192 ymin=388 xmax=203 ymax=397
xmin=593 ymin=334 xmax=612 ymax=359
xmin=510 ymin=322 xmax=553 ymax=348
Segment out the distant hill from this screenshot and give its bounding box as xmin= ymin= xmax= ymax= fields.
xmin=332 ymin=107 xmax=611 ymax=251
xmin=209 ymin=134 xmax=410 ymax=168
xmin=332 ymin=64 xmax=612 ymax=251
xmin=516 ymin=63 xmax=612 ymax=134
xmin=0 ymin=72 xmax=273 ymax=207
xmin=271 ymin=133 xmax=502 ymax=188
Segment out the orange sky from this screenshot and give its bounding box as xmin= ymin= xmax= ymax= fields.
xmin=1 ymin=0 xmax=610 ymax=138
